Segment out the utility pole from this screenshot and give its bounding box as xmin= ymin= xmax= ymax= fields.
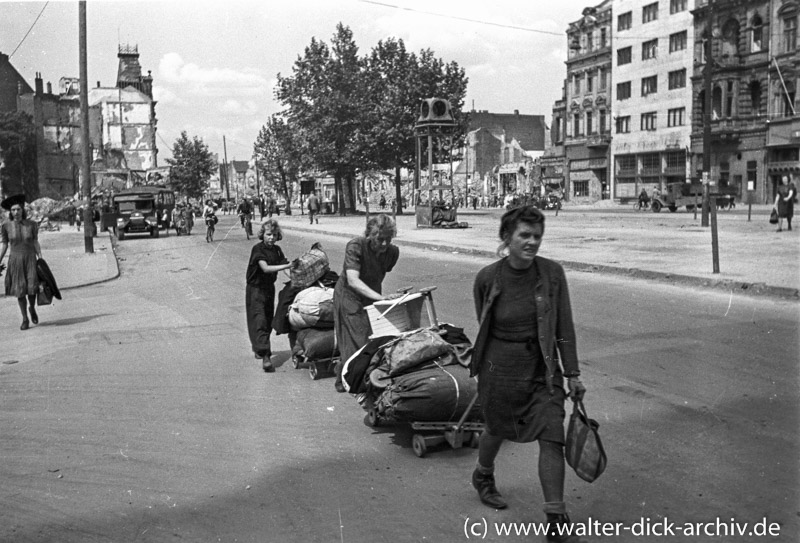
xmin=223 ymin=136 xmax=230 ymax=201
xmin=701 ymin=0 xmax=713 ymax=228
xmin=79 ymin=1 xmax=93 ymax=253
xmin=702 ymin=0 xmax=720 ymax=273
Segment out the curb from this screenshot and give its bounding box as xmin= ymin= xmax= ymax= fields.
xmin=282 ymin=224 xmax=799 ymax=302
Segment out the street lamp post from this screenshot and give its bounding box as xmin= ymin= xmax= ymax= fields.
xmin=701 ymin=0 xmax=720 ymax=273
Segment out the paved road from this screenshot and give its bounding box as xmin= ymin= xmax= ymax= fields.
xmin=1 ymin=215 xmax=797 ymax=542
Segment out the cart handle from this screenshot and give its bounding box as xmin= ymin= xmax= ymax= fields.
xmin=376 ymin=292 xmax=411 ymax=320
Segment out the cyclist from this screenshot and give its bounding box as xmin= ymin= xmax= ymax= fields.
xmin=637 ymin=188 xmax=650 ymax=210
xmin=202 ymin=199 xmax=218 ymax=242
xmin=238 ymin=198 xmax=253 ymax=238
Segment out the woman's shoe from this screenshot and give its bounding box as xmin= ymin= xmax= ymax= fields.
xmin=20 ymin=319 xmax=29 ymax=331
xmin=29 ymin=307 xmax=38 ymax=325
xmin=262 ymin=356 xmax=275 ymax=373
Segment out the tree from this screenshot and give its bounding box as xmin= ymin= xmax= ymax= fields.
xmin=253 ymin=114 xmax=303 ymax=214
xmin=276 ymin=23 xmax=368 ymax=214
xmin=166 ymin=131 xmax=215 ymax=198
xmin=0 ymin=111 xmax=38 ymax=201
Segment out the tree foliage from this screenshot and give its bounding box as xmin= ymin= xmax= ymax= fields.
xmin=253 ymin=114 xmax=303 ymax=213
xmin=271 ymin=22 xmax=468 ymax=215
xmin=0 ymin=111 xmax=38 ymax=201
xmin=166 ymin=131 xmax=216 ymax=198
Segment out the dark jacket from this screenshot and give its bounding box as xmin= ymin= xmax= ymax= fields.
xmin=36 ymin=258 xmax=62 ymax=300
xmin=471 ymin=256 xmax=579 ymax=394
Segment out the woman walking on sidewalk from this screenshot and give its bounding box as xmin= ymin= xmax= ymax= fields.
xmin=469 ymin=206 xmax=587 ymax=543
xmin=246 ymin=219 xmax=293 ymax=372
xmin=0 ymin=194 xmax=42 ymax=330
xmin=773 ymin=174 xmax=796 ymax=232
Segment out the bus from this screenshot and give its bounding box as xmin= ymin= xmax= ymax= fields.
xmin=110 ymin=185 xmax=176 ymax=240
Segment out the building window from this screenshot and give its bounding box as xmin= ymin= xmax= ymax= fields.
xmin=668 ymin=69 xmax=686 ymax=89
xmin=670 ymin=0 xmax=686 ymax=13
xmin=719 ymin=161 xmax=730 ymax=187
xmin=618 ymin=11 xmax=632 ymax=31
xmin=617 ymin=81 xmax=632 ymax=100
xmin=749 ymin=80 xmax=762 ymax=114
xmin=784 ymin=15 xmax=798 ymax=52
xmin=587 ymin=31 xmax=594 ymax=52
xmin=617 ymin=154 xmax=636 ymax=174
xmin=587 ymin=111 xmax=594 ymax=135
xmin=599 ymin=109 xmax=607 ymax=133
xmin=670 ymin=31 xmax=687 ymax=52
xmin=642 ymin=75 xmax=658 ymax=96
xmin=641 ymin=112 xmax=657 ymax=131
xmin=616 ymin=115 xmax=631 ymax=134
xmin=641 ymin=153 xmax=660 ymax=174
xmin=574 ymin=113 xmax=582 ymax=136
xmin=574 ymin=180 xmax=589 ymax=197
xmin=725 ymin=80 xmax=735 ymax=117
xmin=780 ymin=83 xmax=796 ymax=117
xmin=751 ymin=14 xmax=764 ymax=52
xmin=665 ymin=151 xmax=685 ymax=170
xmin=574 ymin=73 xmax=581 ymax=94
xmin=747 ymin=160 xmax=758 ymax=190
xmin=618 ymin=46 xmax=632 ymax=65
xmin=643 ymin=2 xmax=659 ymax=24
xmin=642 ymin=39 xmax=658 ymax=60
xmin=601 ymin=28 xmax=608 ymax=48
xmin=667 ymin=107 xmax=685 ymax=126
xmin=599 ymin=68 xmax=607 ymax=90
xmin=587 ymin=71 xmax=594 ymax=92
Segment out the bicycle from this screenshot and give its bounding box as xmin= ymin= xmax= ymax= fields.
xmin=205 ymin=214 xmax=217 ymax=242
xmin=632 ymin=200 xmax=650 ymax=211
xmin=243 ymin=212 xmax=252 ymax=240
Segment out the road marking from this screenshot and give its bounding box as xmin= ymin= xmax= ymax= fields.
xmin=204 ymin=223 xmax=239 ymax=270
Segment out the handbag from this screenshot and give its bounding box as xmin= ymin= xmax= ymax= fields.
xmin=565 ymin=399 xmax=607 ymax=483
xmin=769 ymin=209 xmax=778 ymax=224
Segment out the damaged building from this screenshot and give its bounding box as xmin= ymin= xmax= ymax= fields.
xmin=16 ymin=44 xmax=159 ymax=199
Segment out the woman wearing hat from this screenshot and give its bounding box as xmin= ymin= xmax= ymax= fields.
xmin=0 ymin=194 xmax=42 ymax=330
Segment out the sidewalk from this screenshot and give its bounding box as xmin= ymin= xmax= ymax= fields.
xmin=17 ymin=203 xmax=799 ymax=301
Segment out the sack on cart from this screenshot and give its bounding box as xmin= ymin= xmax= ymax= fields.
xmin=373 ymin=361 xmax=481 ymax=423
xmin=294 ymin=328 xmax=338 ymax=360
xmin=291 ymin=242 xmax=329 ymax=289
xmin=288 ymin=286 xmax=334 ymax=330
xmin=382 ymin=328 xmax=453 ymax=376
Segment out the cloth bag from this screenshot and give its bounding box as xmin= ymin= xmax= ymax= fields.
xmin=769 ymin=209 xmax=779 ymax=224
xmin=288 ymin=286 xmax=335 ymax=329
xmin=382 ymin=328 xmax=453 ymax=376
xmin=291 ymin=242 xmax=329 ymax=289
xmin=565 ymin=400 xmax=607 ymax=483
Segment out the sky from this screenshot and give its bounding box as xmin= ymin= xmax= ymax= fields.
xmin=1 ymin=0 xmax=593 ymax=164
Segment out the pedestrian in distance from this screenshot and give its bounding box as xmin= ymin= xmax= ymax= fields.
xmin=469 ymin=205 xmax=587 ymax=543
xmin=773 ymin=174 xmax=796 ymax=232
xmin=0 ymin=194 xmax=43 ymax=330
xmin=332 ymin=213 xmax=401 ymax=393
xmin=75 ymin=205 xmax=82 ymax=231
xmin=307 ymin=189 xmax=320 ymax=224
xmin=246 ymin=219 xmax=294 ymax=373
xmin=379 ymin=193 xmax=386 ymax=210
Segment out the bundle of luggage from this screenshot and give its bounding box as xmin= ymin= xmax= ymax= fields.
xmin=343 ymin=324 xmax=480 ymax=424
xmin=273 ymin=243 xmax=339 ymax=365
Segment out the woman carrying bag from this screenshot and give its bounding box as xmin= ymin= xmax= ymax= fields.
xmin=0 ymin=194 xmax=42 ymax=330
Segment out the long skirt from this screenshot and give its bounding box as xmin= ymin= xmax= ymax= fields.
xmin=5 ymin=251 xmax=38 ymax=298
xmin=246 ymin=284 xmax=276 ymax=358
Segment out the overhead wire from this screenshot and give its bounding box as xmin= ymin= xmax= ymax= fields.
xmin=10 ymin=2 xmax=50 ymax=58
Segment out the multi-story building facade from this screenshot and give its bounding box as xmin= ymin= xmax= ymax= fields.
xmin=611 ymin=0 xmax=696 ymax=202
xmin=564 ymin=0 xmax=614 ymax=202
xmin=690 ymin=0 xmax=798 ymax=205
xmin=16 ymin=44 xmax=158 ymax=199
xmin=541 ymin=85 xmax=568 ymax=197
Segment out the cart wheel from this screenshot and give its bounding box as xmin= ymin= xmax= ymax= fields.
xmin=651 ymin=200 xmax=662 ymax=212
xmin=291 ymin=355 xmax=300 ymax=369
xmin=366 ymin=407 xmax=381 ymax=428
xmin=412 ymin=434 xmax=427 ymax=458
xmin=470 ymin=431 xmax=481 ymax=449
xmin=309 ymin=363 xmax=320 ymax=380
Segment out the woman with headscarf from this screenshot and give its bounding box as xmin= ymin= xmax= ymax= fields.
xmin=0 ymin=194 xmax=42 ymax=330
xmin=332 ymin=214 xmax=400 ymax=393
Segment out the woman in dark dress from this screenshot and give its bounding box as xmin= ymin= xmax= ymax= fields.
xmin=470 ymin=206 xmax=587 ymax=543
xmin=332 ymin=214 xmax=400 ymax=392
xmin=774 ymin=174 xmax=796 ymax=232
xmin=0 ymin=194 xmax=42 ymax=330
xmin=246 ymin=219 xmax=293 ymax=372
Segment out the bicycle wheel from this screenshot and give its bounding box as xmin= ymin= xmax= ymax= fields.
xmin=245 ymin=220 xmax=250 ymax=240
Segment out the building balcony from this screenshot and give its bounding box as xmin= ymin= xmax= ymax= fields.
xmin=586 ymin=133 xmax=611 ymax=148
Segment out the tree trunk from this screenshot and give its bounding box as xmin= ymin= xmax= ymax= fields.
xmin=394 ymin=166 xmax=403 ymax=215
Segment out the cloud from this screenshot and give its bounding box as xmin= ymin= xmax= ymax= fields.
xmin=152 ymin=85 xmax=181 ymax=105
xmin=158 ymin=52 xmax=269 ymax=95
xmin=220 ymin=99 xmax=261 ymax=116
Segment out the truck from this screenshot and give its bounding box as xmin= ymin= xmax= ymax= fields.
xmin=110 ymin=186 xmax=176 ymax=240
xmin=650 ymin=181 xmax=737 ymax=212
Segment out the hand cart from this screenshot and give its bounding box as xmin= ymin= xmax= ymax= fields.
xmin=292 ymin=352 xmax=339 ymax=380
xmin=362 ymin=286 xmax=484 ymax=458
